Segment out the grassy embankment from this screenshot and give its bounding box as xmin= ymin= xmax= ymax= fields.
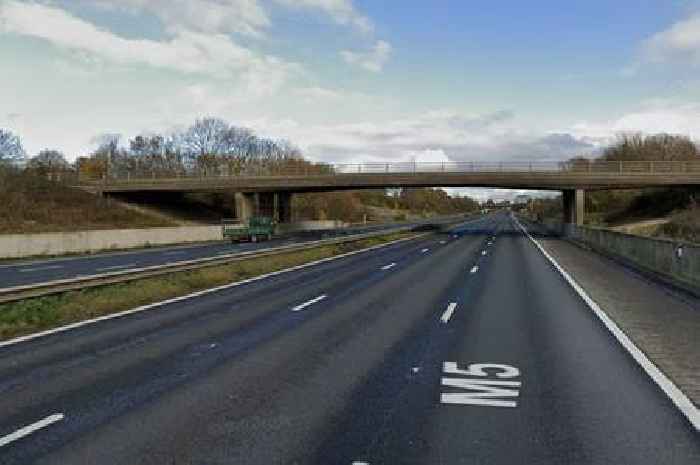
xmin=0 ymin=231 xmax=416 ymax=341
xmin=0 ymin=167 xmax=478 ymax=233
xmin=528 ymin=134 xmax=700 ymax=244
xmin=0 ymin=168 xmax=177 ymax=233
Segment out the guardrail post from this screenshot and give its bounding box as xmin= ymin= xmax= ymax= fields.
xmin=619 ymin=161 xmax=622 ymax=173
xmin=650 ymin=161 xmax=654 ymax=173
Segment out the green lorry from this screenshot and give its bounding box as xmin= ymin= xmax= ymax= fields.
xmin=222 ymin=217 xmax=275 ymax=243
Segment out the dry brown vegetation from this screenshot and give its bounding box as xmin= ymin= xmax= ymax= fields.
xmin=0 ymin=166 xmax=176 ymax=233
xmin=657 ymin=208 xmax=700 ymax=244
xmin=294 ymin=188 xmax=480 ymax=223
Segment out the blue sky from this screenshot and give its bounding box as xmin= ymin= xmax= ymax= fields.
xmin=1 ymin=0 xmax=700 ymax=180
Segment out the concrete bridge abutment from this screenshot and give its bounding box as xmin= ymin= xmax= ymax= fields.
xmin=235 ymin=192 xmax=293 ymax=224
xmin=562 ymin=189 xmax=585 ymax=235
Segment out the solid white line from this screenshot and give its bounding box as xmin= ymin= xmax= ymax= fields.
xmin=291 ymin=295 xmax=327 ymax=312
xmin=0 ymin=235 xmax=424 ymax=350
xmin=421 ymin=248 xmax=430 ymax=253
xmin=381 ymin=263 xmax=397 ymax=271
xmin=0 ymin=413 xmax=65 ymax=448
xmin=97 ymin=263 xmax=138 ymax=272
xmin=470 ymin=266 xmax=479 ymax=274
xmin=440 ymin=302 xmax=458 ymax=324
xmin=19 ymin=265 xmax=62 ymax=273
xmin=513 ymin=216 xmax=700 ymax=431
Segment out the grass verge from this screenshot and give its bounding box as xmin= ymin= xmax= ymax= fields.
xmin=0 ymin=232 xmax=418 ymax=341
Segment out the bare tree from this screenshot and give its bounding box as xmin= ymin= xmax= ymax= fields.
xmin=28 ymin=149 xmax=69 ymax=173
xmin=182 ymin=118 xmax=230 ymax=157
xmin=602 ymin=133 xmax=699 ymax=161
xmin=0 ymin=129 xmax=26 ymax=165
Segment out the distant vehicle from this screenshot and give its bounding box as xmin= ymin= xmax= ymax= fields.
xmin=222 ymin=217 xmax=275 ymax=243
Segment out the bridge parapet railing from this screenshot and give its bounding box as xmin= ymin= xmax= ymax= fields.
xmin=78 ymin=160 xmax=700 ymax=184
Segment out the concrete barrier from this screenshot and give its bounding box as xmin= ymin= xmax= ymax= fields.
xmin=275 ymin=220 xmax=348 ymax=234
xmin=0 ymin=226 xmax=222 ymax=259
xmin=560 ymin=224 xmax=700 ymax=291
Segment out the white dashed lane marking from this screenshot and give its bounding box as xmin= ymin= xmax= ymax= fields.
xmin=440 ymin=302 xmax=458 ymax=324
xmin=0 ymin=413 xmax=65 ymax=448
xmin=19 ymin=265 xmax=63 ymax=273
xmin=97 ymin=263 xmax=138 ymax=272
xmin=291 ymin=295 xmax=328 ymax=312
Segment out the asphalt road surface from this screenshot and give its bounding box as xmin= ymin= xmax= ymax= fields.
xmin=0 ymin=222 xmax=418 ymax=291
xmin=0 ymin=212 xmax=697 ymax=464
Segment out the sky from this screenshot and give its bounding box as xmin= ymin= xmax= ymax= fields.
xmin=2 ymin=0 xmax=700 ymax=199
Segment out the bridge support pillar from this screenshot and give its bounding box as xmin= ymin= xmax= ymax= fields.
xmin=274 ymin=192 xmax=292 ymax=224
xmin=235 ymin=193 xmax=256 ymax=222
xmin=235 ymin=192 xmax=293 ymax=224
xmin=562 ymin=189 xmax=584 ymax=234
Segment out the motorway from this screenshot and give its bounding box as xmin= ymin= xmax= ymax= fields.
xmin=0 ymin=212 xmax=697 ymax=464
xmin=0 ymin=222 xmax=415 ymax=291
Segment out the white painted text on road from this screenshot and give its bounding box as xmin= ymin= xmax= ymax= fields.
xmin=440 ymin=361 xmax=521 ymax=408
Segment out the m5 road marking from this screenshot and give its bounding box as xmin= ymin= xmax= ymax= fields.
xmin=0 ymin=413 xmax=65 ymax=448
xmin=291 ymin=295 xmax=327 ymax=312
xmin=440 ymin=362 xmax=521 ymax=408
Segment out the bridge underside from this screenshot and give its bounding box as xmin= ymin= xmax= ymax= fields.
xmin=85 ymin=171 xmax=700 ymax=232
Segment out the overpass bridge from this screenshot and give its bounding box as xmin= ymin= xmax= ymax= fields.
xmin=80 ymin=160 xmax=700 ymax=227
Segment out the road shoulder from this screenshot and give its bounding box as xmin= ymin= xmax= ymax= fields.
xmin=538 ymin=237 xmax=700 ymax=406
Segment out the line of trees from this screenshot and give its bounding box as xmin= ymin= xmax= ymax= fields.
xmin=1 ymin=118 xmax=312 ymax=180
xmin=80 ymin=118 xmax=311 ymax=180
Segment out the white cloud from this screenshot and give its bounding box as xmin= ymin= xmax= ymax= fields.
xmin=88 ymin=0 xmax=373 ymax=36
xmin=644 ymin=13 xmax=700 ymax=64
xmin=341 ymin=40 xmax=392 ymax=72
xmin=0 ymin=0 xmax=299 ymax=88
xmin=89 ymin=0 xmax=270 ymax=37
xmin=246 ymin=110 xmax=597 ymax=165
xmin=273 ymin=0 xmax=372 ymax=33
xmin=571 ymin=101 xmax=700 ymax=142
